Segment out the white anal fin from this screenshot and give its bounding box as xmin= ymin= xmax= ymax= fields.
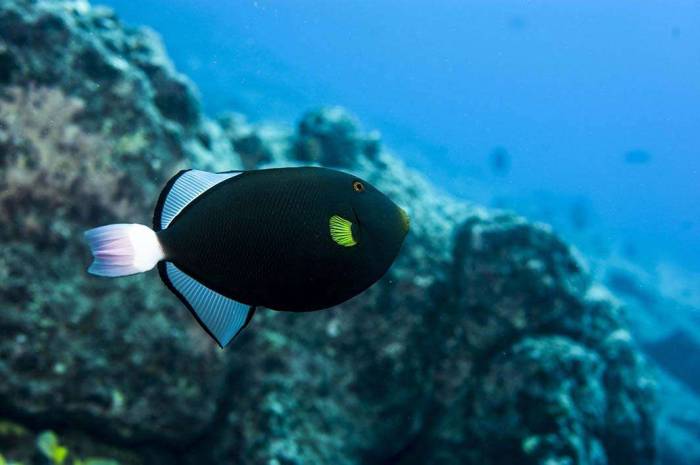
xmin=160 ymin=262 xmax=255 ymax=347
xmin=154 ymin=169 xmax=242 ymax=231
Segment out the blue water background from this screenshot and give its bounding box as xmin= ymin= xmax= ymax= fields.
xmin=102 ymin=0 xmax=700 ymax=271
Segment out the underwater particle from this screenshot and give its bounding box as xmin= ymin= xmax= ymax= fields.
xmin=326 ymin=319 xmax=340 ymax=337
xmin=624 ymin=149 xmax=651 ymax=164
xmin=522 ymin=435 xmax=540 ymax=454
xmin=111 ymin=389 xmax=125 ymax=412
xmin=52 ymin=362 xmax=67 ymax=375
xmin=489 ymin=146 xmax=510 ymax=175
xmin=84 ymin=167 xmax=409 ymax=348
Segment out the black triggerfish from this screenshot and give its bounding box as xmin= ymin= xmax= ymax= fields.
xmin=85 ymin=167 xmax=410 ymax=347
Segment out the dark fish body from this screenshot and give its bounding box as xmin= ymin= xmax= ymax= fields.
xmin=85 ymin=166 xmax=409 ymax=346
xmin=157 ymin=167 xmax=407 ymax=312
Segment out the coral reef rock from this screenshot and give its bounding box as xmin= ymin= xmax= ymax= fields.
xmin=0 ymin=1 xmax=656 ymax=464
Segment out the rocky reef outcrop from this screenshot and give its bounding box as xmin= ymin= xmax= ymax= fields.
xmin=0 ymin=1 xmax=656 ymax=464
xmin=600 ymin=261 xmax=700 ymax=465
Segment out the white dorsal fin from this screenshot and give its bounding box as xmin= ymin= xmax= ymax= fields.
xmin=161 ymin=262 xmax=255 ymax=347
xmin=154 ymin=169 xmax=241 ymax=230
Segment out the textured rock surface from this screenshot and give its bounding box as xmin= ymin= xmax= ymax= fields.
xmin=0 ymin=1 xmax=656 ymax=465
xmin=0 ymin=0 xmax=242 ymax=453
xmin=599 ymin=260 xmax=700 ymax=465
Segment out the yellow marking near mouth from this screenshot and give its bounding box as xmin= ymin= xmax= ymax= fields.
xmin=329 ymin=215 xmax=357 ymax=247
xmin=399 ymin=208 xmax=410 ymax=233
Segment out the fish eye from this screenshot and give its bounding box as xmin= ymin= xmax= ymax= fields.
xmin=352 ymin=180 xmax=365 ymax=192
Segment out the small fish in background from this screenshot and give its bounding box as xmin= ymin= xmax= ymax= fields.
xmin=624 ymin=149 xmax=652 ymax=165
xmin=84 ymin=167 xmax=410 ymax=347
xmin=507 ymin=16 xmax=526 ymax=31
xmin=569 ymin=199 xmax=590 ymax=231
xmin=489 ymin=146 xmax=510 ymax=176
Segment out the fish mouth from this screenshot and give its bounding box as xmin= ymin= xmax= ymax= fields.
xmin=399 ymin=208 xmax=410 ymax=234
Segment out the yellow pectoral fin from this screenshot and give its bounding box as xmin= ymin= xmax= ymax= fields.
xmin=329 ymin=215 xmax=357 ymax=247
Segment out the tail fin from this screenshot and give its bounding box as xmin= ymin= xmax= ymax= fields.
xmin=84 ymin=224 xmax=165 ymax=277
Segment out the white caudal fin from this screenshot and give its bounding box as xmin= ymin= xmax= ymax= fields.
xmin=84 ymin=224 xmax=165 ymax=277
